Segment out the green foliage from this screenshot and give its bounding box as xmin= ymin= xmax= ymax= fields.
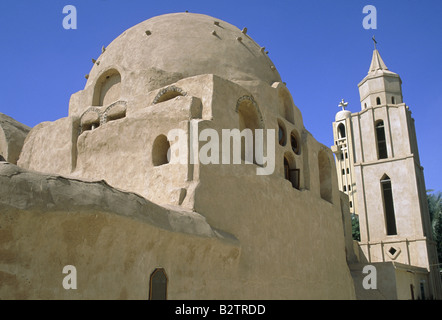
xmin=351 ymin=213 xmax=360 ymax=242
xmin=427 ymin=190 xmax=442 ymax=264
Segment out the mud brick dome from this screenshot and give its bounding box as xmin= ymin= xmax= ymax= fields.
xmin=85 ymin=13 xmax=282 ymax=94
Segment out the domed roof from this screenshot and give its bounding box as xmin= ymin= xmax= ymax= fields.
xmin=86 ymin=13 xmax=282 ymax=90
xmin=335 ymin=110 xmax=351 ymax=121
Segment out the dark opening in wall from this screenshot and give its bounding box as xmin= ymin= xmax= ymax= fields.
xmin=376 ymin=97 xmax=381 ymax=105
xmin=149 ymin=268 xmax=167 ymax=300
xmin=290 ymin=130 xmax=300 ymax=155
xmin=375 ymin=120 xmax=388 ymax=159
xmin=381 ymin=175 xmax=397 ymax=235
xmin=338 ymin=123 xmax=346 ymax=138
xmin=284 ymin=154 xmax=300 ymax=190
xmin=152 ymin=135 xmax=170 ymax=166
xmin=278 ymin=120 xmax=286 ymax=146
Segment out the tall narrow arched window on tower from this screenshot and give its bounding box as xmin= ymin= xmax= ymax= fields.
xmin=376 ymin=97 xmax=381 ymax=105
xmin=338 ymin=123 xmax=346 ymax=139
xmin=375 ymin=120 xmax=388 ymax=159
xmin=381 ymin=175 xmax=397 ymax=236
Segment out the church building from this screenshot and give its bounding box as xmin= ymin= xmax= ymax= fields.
xmin=0 ymin=12 xmax=440 ymax=300
xmin=331 ymin=43 xmax=442 ymax=299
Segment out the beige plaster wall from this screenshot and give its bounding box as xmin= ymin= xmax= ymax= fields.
xmin=4 ymin=74 xmax=357 ymax=300
xmin=18 ymin=117 xmax=79 ymax=176
xmin=0 ymin=161 xmax=356 ymax=300
xmin=7 ymin=12 xmax=360 ymax=299
xmin=359 ymin=160 xmax=423 ymax=236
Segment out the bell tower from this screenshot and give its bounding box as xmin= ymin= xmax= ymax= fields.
xmin=358 ymin=38 xmax=404 ymax=111
xmin=332 ymin=40 xmax=442 ymax=299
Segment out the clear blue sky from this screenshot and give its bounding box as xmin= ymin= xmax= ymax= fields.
xmin=0 ymin=0 xmax=441 ymax=192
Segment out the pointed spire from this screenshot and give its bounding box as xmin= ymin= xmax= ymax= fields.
xmin=368 ymin=37 xmax=388 ymax=73
xmin=369 ymin=49 xmax=388 ymax=73
xmin=368 ymin=49 xmax=389 ymax=73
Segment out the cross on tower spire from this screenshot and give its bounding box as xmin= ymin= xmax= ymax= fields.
xmin=372 ymin=35 xmax=377 ymax=50
xmin=338 ymin=99 xmax=348 ymax=111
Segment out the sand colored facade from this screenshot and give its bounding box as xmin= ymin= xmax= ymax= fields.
xmin=1 ymin=13 xmax=357 ymax=300
xmin=332 ymin=49 xmax=442 ymax=299
xmin=1 ymin=12 xmax=440 ymax=300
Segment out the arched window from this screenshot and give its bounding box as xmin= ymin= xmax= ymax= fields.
xmin=152 ymin=135 xmax=170 ymax=166
xmin=284 ymin=154 xmax=300 ymax=189
xmin=391 ymin=96 xmax=396 ymax=104
xmin=153 ymin=86 xmax=186 ymax=104
xmin=92 ymin=69 xmax=121 ymax=107
xmin=278 ymin=120 xmax=286 ymax=146
xmin=318 ymin=150 xmax=332 ymax=203
xmin=149 ymin=268 xmax=168 ymax=300
xmin=278 ymin=87 xmax=295 ymax=124
xmin=290 ymin=130 xmax=300 ymax=155
xmin=80 ymin=109 xmax=101 ymax=133
xmin=105 ymin=102 xmax=127 ymax=122
xmin=237 ymin=96 xmax=263 ymax=163
xmin=376 ymin=97 xmax=381 ymax=105
xmin=338 ymin=123 xmax=346 ymax=139
xmin=381 ymin=175 xmax=397 ymax=235
xmin=375 ymin=120 xmax=388 ymax=159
